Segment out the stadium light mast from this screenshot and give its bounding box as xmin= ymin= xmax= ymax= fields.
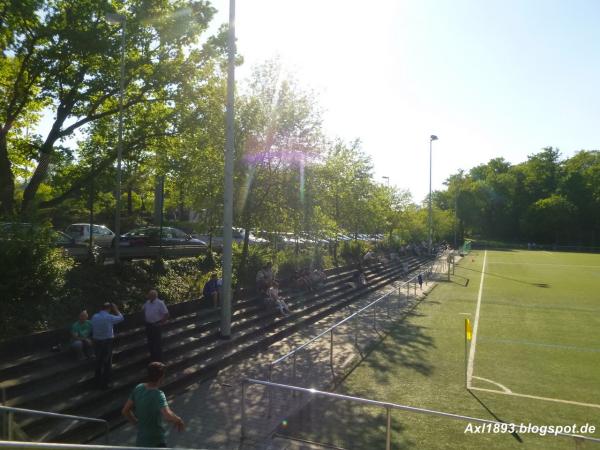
xmin=106 ymin=12 xmax=126 ymax=264
xmin=428 ymin=135 xmax=438 ymax=254
xmin=221 ymin=0 xmax=235 ymax=339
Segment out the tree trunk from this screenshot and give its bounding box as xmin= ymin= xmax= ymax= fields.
xmin=178 ymin=185 xmax=184 ymax=220
xmin=21 ymin=120 xmax=63 ymax=213
xmin=0 ymin=132 xmax=15 ymax=216
xmin=239 ymin=225 xmax=251 ymax=285
xmin=127 ymin=185 xmax=133 ymax=216
xmin=21 ymin=151 xmax=52 ymax=213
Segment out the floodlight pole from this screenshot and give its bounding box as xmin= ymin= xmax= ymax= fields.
xmin=107 ymin=13 xmax=126 ymax=264
xmin=428 ymin=135 xmax=438 ymax=254
xmin=221 ymin=0 xmax=236 ymax=338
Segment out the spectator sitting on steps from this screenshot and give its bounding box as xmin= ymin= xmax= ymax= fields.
xmin=70 ymin=310 xmax=93 ymax=360
xmin=363 ymin=250 xmax=376 ymax=265
xmin=309 ymin=268 xmax=327 ymax=289
xmin=256 ymin=262 xmax=275 ymax=294
xmin=267 ymin=281 xmax=290 ymax=316
xmin=203 ymin=273 xmax=221 ymax=308
xmin=349 ymin=269 xmax=367 ymax=288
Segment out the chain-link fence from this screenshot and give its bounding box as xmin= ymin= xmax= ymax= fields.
xmin=267 ymin=257 xmax=445 ymax=390
xmin=239 ymin=256 xmax=448 ymax=446
xmin=241 ymin=379 xmax=600 ymax=450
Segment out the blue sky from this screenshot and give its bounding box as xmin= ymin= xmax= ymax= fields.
xmin=36 ymin=0 xmax=600 ymax=202
xmin=210 ymin=0 xmax=600 ymax=201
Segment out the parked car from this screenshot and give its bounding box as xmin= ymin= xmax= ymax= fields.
xmin=65 ymin=223 xmax=116 ymax=248
xmin=54 ymin=230 xmax=97 ymax=259
xmin=195 ymin=227 xmax=268 ymax=248
xmin=117 ymin=226 xmax=207 ymax=247
xmin=0 ymin=222 xmax=95 ymax=259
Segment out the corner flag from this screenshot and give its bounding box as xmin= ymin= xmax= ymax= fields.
xmin=465 ymin=318 xmax=472 ymax=341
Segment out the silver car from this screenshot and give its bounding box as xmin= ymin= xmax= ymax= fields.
xmin=65 ymin=223 xmax=116 ymax=248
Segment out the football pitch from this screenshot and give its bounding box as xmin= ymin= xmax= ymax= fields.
xmin=292 ymin=250 xmax=600 ymax=449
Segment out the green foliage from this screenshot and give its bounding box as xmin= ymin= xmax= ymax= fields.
xmin=339 ymin=240 xmax=370 ymax=266
xmin=442 ymin=148 xmax=600 ymax=245
xmin=232 ymin=242 xmax=271 ymax=286
xmin=275 ymin=246 xmax=332 ymax=281
xmin=0 ymin=226 xmax=74 ymax=339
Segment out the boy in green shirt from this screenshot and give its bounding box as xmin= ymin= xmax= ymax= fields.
xmin=122 ymin=362 xmax=185 ymax=447
xmin=70 ymin=310 xmax=93 ymax=360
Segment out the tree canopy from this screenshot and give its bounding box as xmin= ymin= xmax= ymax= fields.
xmin=1 ymin=1 xmax=596 ymax=248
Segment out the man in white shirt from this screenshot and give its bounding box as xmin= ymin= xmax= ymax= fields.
xmin=143 ymin=289 xmax=169 ymax=362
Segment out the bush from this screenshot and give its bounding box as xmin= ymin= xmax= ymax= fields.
xmin=275 ymin=246 xmax=332 ymax=282
xmin=232 ymin=243 xmax=271 ymax=286
xmin=340 ymin=240 xmax=371 ymax=266
xmin=0 ymin=226 xmax=74 ymax=339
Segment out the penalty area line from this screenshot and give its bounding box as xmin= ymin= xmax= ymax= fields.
xmin=469 ymin=386 xmax=600 ymax=409
xmin=466 ymin=250 xmax=487 ymax=389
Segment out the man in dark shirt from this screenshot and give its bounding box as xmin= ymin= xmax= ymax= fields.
xmin=203 ymin=273 xmax=221 ymax=308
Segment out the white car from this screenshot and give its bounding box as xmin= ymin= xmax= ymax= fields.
xmin=65 ymin=223 xmax=116 ymax=248
xmin=195 ymin=227 xmax=268 ymax=248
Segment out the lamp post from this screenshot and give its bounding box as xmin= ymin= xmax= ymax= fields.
xmin=428 ymin=135 xmax=438 ymax=254
xmin=106 ymin=12 xmax=126 ymax=264
xmin=221 ymin=0 xmax=236 ymax=339
xmin=382 ymin=176 xmax=390 ymax=187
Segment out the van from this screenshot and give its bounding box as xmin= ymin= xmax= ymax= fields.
xmin=65 ymin=223 xmax=115 ymax=248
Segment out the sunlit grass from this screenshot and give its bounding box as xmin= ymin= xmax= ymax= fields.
xmin=284 ymin=250 xmax=600 ymax=449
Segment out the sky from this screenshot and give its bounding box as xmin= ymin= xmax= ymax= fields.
xmin=208 ymin=0 xmax=600 ymax=201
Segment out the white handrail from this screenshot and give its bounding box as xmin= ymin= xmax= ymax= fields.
xmin=270 ymin=256 xmax=437 ymax=367
xmin=0 ymin=406 xmax=109 ymax=444
xmin=243 ymin=379 xmax=600 ymax=445
xmin=0 ymin=442 xmax=203 ymax=450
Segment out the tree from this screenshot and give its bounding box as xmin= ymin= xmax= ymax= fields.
xmin=235 ymin=60 xmax=323 ymax=265
xmin=0 ymin=0 xmax=220 ymax=216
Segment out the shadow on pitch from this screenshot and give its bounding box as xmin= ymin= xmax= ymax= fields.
xmin=459 ymin=266 xmax=550 ymax=288
xmin=467 ymin=390 xmax=523 ymax=443
xmin=450 ymin=274 xmax=470 ymax=287
xmin=278 ymin=394 xmax=416 ymax=449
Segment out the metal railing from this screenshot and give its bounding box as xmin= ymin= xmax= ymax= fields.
xmin=267 ymin=256 xmax=444 ymax=388
xmin=241 ymin=379 xmax=600 ymax=449
xmin=0 ymin=442 xmax=202 ymax=450
xmin=0 ymin=406 xmax=109 ymax=444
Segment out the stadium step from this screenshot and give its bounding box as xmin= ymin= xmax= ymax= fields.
xmin=0 ymin=255 xmax=432 ymax=443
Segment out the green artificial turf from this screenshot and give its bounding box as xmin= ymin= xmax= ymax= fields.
xmin=287 ymin=250 xmax=600 ymax=449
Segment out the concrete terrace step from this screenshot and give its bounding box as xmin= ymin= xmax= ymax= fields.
xmin=0 ymin=261 xmax=375 ymax=380
xmin=33 ymin=261 xmax=421 ymax=443
xmin=5 ymin=256 xmax=432 ymax=443
xmin=11 ymin=261 xmax=407 ymax=411
xmin=0 ymin=260 xmax=408 ymax=397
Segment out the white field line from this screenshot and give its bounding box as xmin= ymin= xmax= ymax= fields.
xmin=478 ymin=337 xmax=600 ymax=353
xmin=469 ymin=386 xmax=600 ymax=409
xmin=543 ymin=251 xmax=553 ymax=255
xmin=466 ymin=250 xmax=487 ymax=389
xmin=472 ymin=376 xmax=512 ymax=393
xmin=487 ymin=262 xmax=600 ymax=268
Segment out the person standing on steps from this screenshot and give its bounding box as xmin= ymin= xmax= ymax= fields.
xmin=91 ymin=302 xmax=124 ymax=389
xmin=122 ymin=362 xmax=185 ymax=448
xmin=418 ymin=273 xmax=423 ymax=289
xmin=143 ymin=289 xmax=169 ymax=362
